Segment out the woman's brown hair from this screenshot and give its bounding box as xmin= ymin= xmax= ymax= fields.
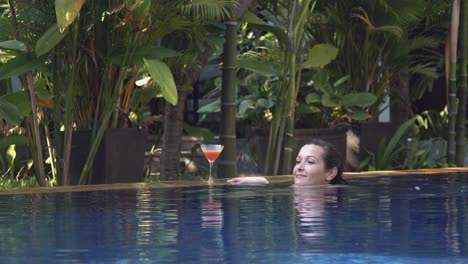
xmin=304 ymin=138 xmax=347 ymax=184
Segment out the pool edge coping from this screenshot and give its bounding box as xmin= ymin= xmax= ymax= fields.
xmin=1 ymin=167 xmax=467 ymax=195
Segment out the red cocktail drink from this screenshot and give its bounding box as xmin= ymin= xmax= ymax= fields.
xmin=200 ymin=144 xmax=224 ymax=185
xmin=203 ymin=150 xmax=222 ymax=162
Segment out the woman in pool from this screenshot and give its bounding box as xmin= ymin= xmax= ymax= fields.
xmin=227 ymin=138 xmax=347 ymax=185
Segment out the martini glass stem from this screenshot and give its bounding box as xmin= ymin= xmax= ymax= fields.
xmin=208 ymin=161 xmax=214 ymax=185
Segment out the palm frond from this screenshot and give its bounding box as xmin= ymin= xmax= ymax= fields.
xmin=409 ymin=62 xmax=439 ymax=78
xmin=384 ymin=0 xmax=426 ymax=27
xmin=409 ymin=75 xmax=435 ymax=100
xmin=423 ymin=0 xmax=452 ymax=27
xmin=165 ymin=50 xmax=197 ymax=68
xmin=153 ymin=15 xmax=194 ymax=41
xmin=407 ymin=35 xmax=439 ymax=50
xmin=371 ymin=25 xmax=404 ymax=39
xmin=179 ymin=0 xmax=239 ymax=21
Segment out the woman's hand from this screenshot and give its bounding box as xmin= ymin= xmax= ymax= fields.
xmin=227 ymin=177 xmax=269 ymax=185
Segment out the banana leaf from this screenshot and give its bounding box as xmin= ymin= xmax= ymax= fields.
xmin=108 ymin=47 xmax=180 ymax=66
xmin=35 ymin=24 xmax=68 ymax=56
xmin=0 ymin=90 xmax=32 ymax=125
xmin=0 ymin=134 xmax=29 ymax=150
xmin=0 ymin=53 xmax=45 ymax=80
xmin=143 ymin=58 xmax=177 ymax=105
xmin=0 ymin=40 xmax=25 ymax=52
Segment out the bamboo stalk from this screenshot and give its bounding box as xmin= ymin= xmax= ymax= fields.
xmin=447 ymin=0 xmax=460 ymax=165
xmin=62 ymin=19 xmax=81 ymax=186
xmin=43 ymin=115 xmax=57 ymax=181
xmin=219 ymin=17 xmax=238 ymax=178
xmin=281 ymin=0 xmax=313 ymax=174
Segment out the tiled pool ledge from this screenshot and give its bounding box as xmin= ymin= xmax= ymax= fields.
xmin=1 ymin=167 xmax=467 ymax=195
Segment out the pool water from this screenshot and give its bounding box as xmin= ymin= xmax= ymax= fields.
xmin=0 ymin=173 xmax=467 ymax=263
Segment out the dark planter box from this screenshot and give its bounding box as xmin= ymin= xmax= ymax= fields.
xmin=69 ymin=128 xmax=146 ymax=185
xmin=68 ymin=130 xmax=92 ymax=185
xmin=346 ymin=122 xmax=399 ymax=171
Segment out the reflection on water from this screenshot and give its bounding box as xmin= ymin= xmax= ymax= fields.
xmin=294 ymin=186 xmax=337 ymax=241
xmin=0 ymin=173 xmax=467 ymax=263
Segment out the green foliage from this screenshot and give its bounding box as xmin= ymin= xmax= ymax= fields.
xmin=235 ymin=74 xmax=277 ymax=128
xmin=179 ymin=0 xmax=239 ymax=21
xmin=0 ymin=177 xmax=41 ymax=190
xmin=400 ymin=138 xmax=448 ymax=169
xmin=196 ymin=65 xmax=278 ymax=129
xmin=183 ymin=123 xmax=215 ymax=141
xmin=197 ymin=98 xmax=221 ymax=113
xmin=35 ymin=24 xmax=68 ymax=56
xmin=0 ymin=143 xmax=44 ymax=189
xmin=108 ymin=47 xmax=180 ymax=66
xmin=316 ymin=0 xmax=441 ymax=118
xmin=0 ymin=97 xmax=20 ymax=125
xmin=303 ymin=44 xmax=339 ymax=69
xmin=0 ymin=53 xmax=45 ymax=80
xmin=0 ymin=142 xmax=55 ymax=188
xmin=237 ymin=57 xmax=282 ymax=76
xmin=144 ymin=58 xmax=178 ymax=105
xmin=0 ymin=40 xmax=25 ymax=51
xmin=414 ymin=108 xmax=449 ymax=140
xmin=0 ymin=16 xmax=13 ymax=40
xmin=360 ymin=117 xmax=416 ymax=170
xmin=232 ymin=30 xmax=341 ymax=130
xmin=0 ymin=134 xmax=29 ymax=150
xmin=298 ymin=69 xmax=377 ymax=126
xmin=359 ymin=116 xmax=452 ymax=171
xmin=0 ymin=90 xmax=31 ymax=119
xmin=55 ymin=0 xmax=85 ymax=32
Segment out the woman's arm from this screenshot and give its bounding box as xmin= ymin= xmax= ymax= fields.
xmin=227 ymin=176 xmax=269 ymax=185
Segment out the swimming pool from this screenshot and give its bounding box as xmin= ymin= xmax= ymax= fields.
xmin=0 ymin=172 xmax=467 ymax=263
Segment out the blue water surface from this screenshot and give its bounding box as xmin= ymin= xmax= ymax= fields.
xmin=0 ymin=172 xmax=467 ymax=263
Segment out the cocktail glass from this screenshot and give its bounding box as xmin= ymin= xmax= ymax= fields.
xmin=200 ymin=144 xmax=224 ymax=185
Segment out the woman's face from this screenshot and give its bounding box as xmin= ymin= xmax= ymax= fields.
xmin=292 ymin=144 xmax=337 ymax=185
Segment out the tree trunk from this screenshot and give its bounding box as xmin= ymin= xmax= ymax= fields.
xmin=455 ymin=0 xmax=467 ymax=166
xmin=390 ymin=66 xmax=410 ymax=128
xmin=160 ymin=88 xmax=188 ymax=180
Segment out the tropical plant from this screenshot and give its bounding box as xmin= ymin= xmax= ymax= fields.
xmin=197 ymin=69 xmax=277 ymax=129
xmin=0 ymin=0 xmax=58 ymax=186
xmin=296 ymin=69 xmax=377 ymax=127
xmin=315 ymin=0 xmax=441 ymax=121
xmin=0 ymin=0 xmax=179 ymax=185
xmin=359 ymin=117 xmax=417 ymax=171
xmin=236 ymin=77 xmax=276 ymax=129
xmin=49 ymin=0 xmax=177 ymax=185
xmin=414 ymin=107 xmax=449 ymax=140
xmin=0 ymin=175 xmax=43 ymax=189
xmin=402 ymin=138 xmax=448 ymax=169
xmin=0 ymin=144 xmax=32 ymax=179
xmin=0 ymin=132 xmax=29 ymax=174
xmin=359 ymin=114 xmax=451 ymax=170
xmin=227 ymin=0 xmax=341 ymax=175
